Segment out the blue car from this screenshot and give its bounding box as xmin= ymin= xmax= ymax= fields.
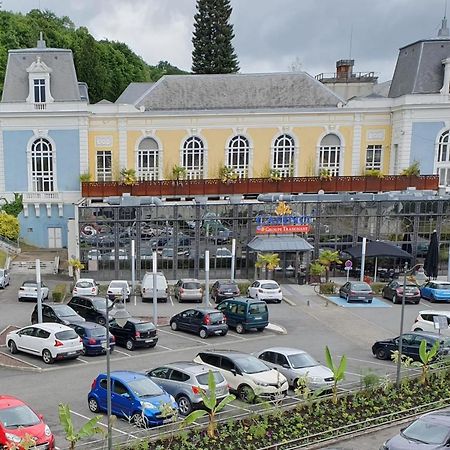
xmin=88 ymin=371 xmax=178 ymax=427
xmin=420 ymin=281 xmax=450 ymax=302
xmin=71 ymin=322 xmax=115 ymax=356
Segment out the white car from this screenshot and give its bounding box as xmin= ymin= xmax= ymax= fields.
xmin=0 ymin=268 xmax=10 ymax=288
xmin=248 ymin=280 xmax=283 ymax=303
xmin=105 ymin=249 xmax=128 ymax=261
xmin=72 ymin=278 xmax=98 ymax=296
xmin=194 ymin=350 xmax=288 ymax=402
xmin=18 ymin=281 xmax=49 ymax=302
xmin=254 ymin=347 xmax=334 ymax=390
xmin=411 ymin=310 xmax=450 ymax=336
xmin=6 ymin=323 xmax=83 ymax=364
xmin=215 ymin=248 xmax=232 ymax=259
xmin=107 ymin=280 xmax=131 ymax=302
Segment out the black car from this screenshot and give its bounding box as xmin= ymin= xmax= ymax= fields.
xmin=210 ymin=280 xmax=240 ymax=303
xmin=71 ymin=322 xmax=115 ymax=356
xmin=381 ymin=280 xmax=421 ymax=304
xmin=372 ymin=331 xmax=450 ymax=361
xmin=109 ymin=318 xmax=158 ymax=351
xmin=31 ymin=302 xmax=85 ymax=326
xmin=67 ymin=296 xmax=114 ymax=325
xmin=170 ymin=308 xmax=228 ymax=339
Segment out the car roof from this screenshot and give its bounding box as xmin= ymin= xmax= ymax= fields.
xmin=259 ymin=347 xmax=307 ymax=356
xmin=125 ymin=317 xmax=152 ymax=324
xmin=109 ymin=280 xmax=128 ymax=284
xmin=0 ymin=395 xmax=25 ymax=409
xmin=74 ymin=322 xmax=105 ymax=330
xmin=77 ymin=278 xmax=95 ymax=283
xmin=26 ymin=323 xmax=73 ymax=332
xmin=40 ymin=302 xmax=71 ymax=308
xmin=179 ymin=278 xmax=200 ymax=283
xmin=216 ymin=279 xmax=236 ymax=284
xmin=429 ymin=281 xmax=450 ymax=285
xmin=409 ymin=330 xmax=447 ymax=339
xmin=255 ymin=280 xmax=279 ymax=284
xmin=180 ymin=307 xmax=219 ymax=313
xmin=221 ymin=296 xmax=267 ymax=304
xmin=420 ymin=409 xmax=450 ymax=425
xmin=100 ymin=371 xmax=148 ymax=382
xmin=419 ymin=310 xmax=450 ymax=317
xmin=160 ymin=361 xmax=218 ymax=375
xmin=199 ymin=349 xmax=251 ymax=358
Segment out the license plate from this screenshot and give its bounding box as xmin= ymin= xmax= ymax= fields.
xmin=67 ymin=351 xmax=77 ymax=356
xmin=358 ymin=297 xmax=366 ymax=300
xmin=254 ymin=316 xmax=262 ymax=320
xmin=145 ymin=339 xmax=154 ymax=343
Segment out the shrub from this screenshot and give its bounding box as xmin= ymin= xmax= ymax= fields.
xmin=52 ymin=284 xmax=67 ymax=302
xmin=319 ymin=282 xmax=336 ymax=294
xmin=237 ymin=282 xmax=250 ymax=295
xmin=370 ymin=282 xmax=385 ymax=295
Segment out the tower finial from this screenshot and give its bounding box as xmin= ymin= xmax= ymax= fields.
xmin=36 ymin=31 xmax=46 ymax=48
xmin=439 ymin=0 xmax=450 ymax=37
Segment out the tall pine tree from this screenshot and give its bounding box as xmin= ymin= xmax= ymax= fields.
xmin=192 ymin=0 xmax=240 ymax=74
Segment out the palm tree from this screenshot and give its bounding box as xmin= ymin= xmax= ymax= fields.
xmin=255 ymin=253 xmax=280 ymax=279
xmin=318 ymin=250 xmax=341 ymax=282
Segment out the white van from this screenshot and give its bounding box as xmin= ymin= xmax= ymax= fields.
xmin=141 ymin=271 xmax=169 ymax=302
xmin=411 ymin=310 xmax=450 ymax=336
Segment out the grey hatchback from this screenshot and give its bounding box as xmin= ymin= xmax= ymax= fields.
xmin=146 ymin=361 xmax=230 ymax=415
xmin=173 ymin=279 xmax=203 ymax=303
xmin=339 ymin=281 xmax=373 ymax=303
xmin=170 ymin=308 xmax=228 ymax=339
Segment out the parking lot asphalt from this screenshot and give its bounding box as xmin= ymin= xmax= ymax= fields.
xmin=1 ymin=272 xmax=450 ymax=449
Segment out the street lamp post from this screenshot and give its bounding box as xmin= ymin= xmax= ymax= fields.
xmin=396 ymin=261 xmax=408 ymax=388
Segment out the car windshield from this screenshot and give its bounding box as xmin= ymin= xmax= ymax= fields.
xmin=183 ymin=282 xmax=201 ymax=289
xmin=54 ymin=305 xmax=78 ymax=317
xmin=87 ymin=328 xmax=106 ymax=338
xmin=128 ymin=378 xmax=164 ymax=397
xmin=23 ymin=281 xmax=37 ymax=287
xmin=196 ymin=371 xmax=225 ymax=385
xmin=435 ymin=284 xmax=450 ymax=290
xmin=0 ymin=405 xmax=40 ymax=428
xmin=249 ymin=303 xmax=268 ymax=315
xmin=261 ymin=283 xmax=279 ymax=290
xmin=110 ymin=281 xmax=127 ymax=289
xmin=55 ymin=330 xmax=79 ymax=340
xmin=401 ymin=417 xmax=450 ymax=444
xmin=235 ymin=356 xmax=270 ymax=374
xmin=351 ymin=283 xmax=371 ymax=291
xmin=287 ymin=353 xmax=319 ymax=369
xmin=220 ymin=283 xmax=237 ymax=291
xmin=77 ymin=281 xmax=94 ymax=288
xmin=135 ymin=322 xmax=155 ymax=332
xmin=91 ymin=298 xmax=112 ymax=309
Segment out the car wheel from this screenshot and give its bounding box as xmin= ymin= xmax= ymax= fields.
xmin=414 ymin=300 xmax=420 ymax=305
xmin=88 ymin=397 xmax=100 ymax=413
xmin=235 ymin=323 xmax=245 ymax=334
xmin=368 ymin=300 xmax=372 ymax=304
xmin=81 ymin=346 xmax=86 ymax=356
xmin=8 ymin=340 xmax=17 ymax=354
xmin=131 ymin=412 xmax=147 ymax=428
xmin=125 ymin=339 xmax=134 ymax=351
xmin=346 ymin=294 xmax=350 ymax=303
xmin=375 ymin=348 xmax=388 ymax=360
xmin=171 ymin=321 xmax=178 ymax=331
xmin=392 ymin=294 xmax=398 ymax=304
xmin=18 ymin=297 xmax=23 ymax=302
xmin=221 ymin=330 xmax=228 ymax=336
xmin=177 ymin=395 xmax=193 ymax=415
xmin=97 ymin=317 xmax=106 ymax=326
xmin=256 ymin=327 xmax=265 ymax=332
xmin=430 ymin=295 xmax=436 ymax=303
xmin=199 ymin=329 xmax=208 ymax=339
xmin=238 ymin=384 xmax=255 ymax=403
xmin=42 ymin=349 xmax=54 ymax=364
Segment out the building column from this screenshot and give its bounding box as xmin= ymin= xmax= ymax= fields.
xmin=118 ymin=118 xmax=127 ymax=170
xmin=351 ymin=114 xmax=362 ymax=175
xmin=79 ymin=117 xmax=89 ymax=175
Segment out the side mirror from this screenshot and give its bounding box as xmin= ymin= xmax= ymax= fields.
xmin=230 ymin=368 xmax=237 ymax=376
xmin=38 ymin=414 xmax=44 ymax=420
xmin=122 ymin=392 xmax=130 ymax=399
xmin=282 ymin=363 xmax=290 ymax=369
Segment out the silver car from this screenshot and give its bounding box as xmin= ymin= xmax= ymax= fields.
xmin=146 ymin=361 xmax=229 ymax=415
xmin=173 ymin=279 xmax=203 ymax=303
xmin=0 ymin=268 xmax=10 ymax=288
xmin=255 ymin=347 xmax=334 ymax=390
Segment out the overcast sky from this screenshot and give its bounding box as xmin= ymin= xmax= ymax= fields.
xmin=4 ymin=0 xmax=449 ymax=81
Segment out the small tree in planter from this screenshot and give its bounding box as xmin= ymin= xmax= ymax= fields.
xmin=324 ymin=346 xmax=347 ymax=404
xmin=255 ymin=253 xmax=280 ymax=279
xmin=79 ymin=173 xmax=91 ymax=183
xmin=401 ymin=161 xmax=420 ymax=176
xmin=364 ymin=169 xmax=384 ymax=178
xmin=318 ymin=250 xmax=342 ymax=282
xmin=319 ymin=168 xmax=332 ymax=181
xmin=68 ymin=258 xmax=84 ymax=281
xmin=412 ymin=339 xmax=440 ymax=385
xmin=309 ymin=261 xmax=325 ymax=284
xmin=219 ymin=165 xmax=239 ymax=183
xmin=269 ymin=169 xmax=283 ymax=182
xmin=171 ymin=165 xmax=187 ymax=184
xmin=120 ymin=168 xmax=137 ymax=185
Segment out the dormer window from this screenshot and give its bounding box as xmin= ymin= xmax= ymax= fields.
xmin=26 ymin=56 xmax=54 ymax=108
xmin=34 ymin=79 xmax=46 ymax=103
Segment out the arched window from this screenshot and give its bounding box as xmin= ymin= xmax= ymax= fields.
xmin=319 ymin=134 xmax=341 ymax=176
xmin=137 ymin=138 xmax=159 ymax=180
xmin=31 ymin=138 xmax=55 ymax=191
xmin=182 ymin=136 xmax=205 ymax=179
xmin=227 ymin=135 xmax=249 ymax=177
xmin=273 ymin=134 xmax=295 ymax=177
xmin=437 ymin=130 xmax=450 ymax=186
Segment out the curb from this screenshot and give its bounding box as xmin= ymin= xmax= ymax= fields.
xmin=266 ymin=322 xmax=287 ymax=335
xmin=282 ymin=296 xmax=296 ymax=306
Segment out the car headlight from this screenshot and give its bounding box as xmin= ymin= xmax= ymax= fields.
xmin=142 ymin=402 xmax=157 ymax=410
xmin=170 ymin=395 xmax=175 ymax=403
xmin=254 ymin=380 xmax=269 ymax=387
xmin=45 ymin=425 xmax=52 ymax=436
xmin=5 ymin=432 xmax=22 ymax=443
xmin=379 ymin=442 xmax=388 ymax=450
xmin=310 ymin=376 xmax=325 ymax=383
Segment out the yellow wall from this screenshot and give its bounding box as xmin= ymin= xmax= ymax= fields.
xmin=360 ymin=124 xmax=392 ymax=174
xmin=88 ymin=130 xmax=119 ymax=180
xmin=247 ymin=128 xmax=278 ymax=177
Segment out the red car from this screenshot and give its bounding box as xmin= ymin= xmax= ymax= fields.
xmin=0 ymin=395 xmax=54 ymax=449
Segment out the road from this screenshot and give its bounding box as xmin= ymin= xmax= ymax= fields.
xmin=1 ymin=273 xmax=449 ymax=449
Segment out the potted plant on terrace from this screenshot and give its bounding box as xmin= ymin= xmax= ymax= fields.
xmin=219 ymin=165 xmax=239 ymax=184
xmin=171 ymin=164 xmax=187 ymax=185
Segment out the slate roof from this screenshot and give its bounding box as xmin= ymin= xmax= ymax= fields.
xmin=131 ymin=73 xmax=343 ymax=111
xmin=247 ymin=236 xmax=314 ymax=252
xmin=115 ymin=82 xmax=155 ymax=105
xmin=1 ymin=47 xmax=81 ymax=103
xmin=389 ymin=38 xmax=450 ymax=98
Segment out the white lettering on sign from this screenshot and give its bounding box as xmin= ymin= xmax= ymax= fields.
xmin=95 ymin=136 xmax=113 ymax=147
xmin=367 ymin=130 xmax=385 ymax=141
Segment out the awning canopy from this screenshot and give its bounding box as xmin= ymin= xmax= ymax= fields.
xmin=343 ymin=241 xmax=412 ymax=259
xmin=247 ymin=236 xmax=313 ymax=252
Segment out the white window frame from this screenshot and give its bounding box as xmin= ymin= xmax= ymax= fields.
xmin=182 ymin=136 xmax=205 ymax=179
xmin=365 ymin=145 xmax=383 ymax=171
xmin=437 ymin=130 xmax=450 ymax=186
xmin=136 ymin=138 xmax=159 ymax=181
xmin=26 ymin=57 xmax=54 ymax=106
xmin=227 ymin=135 xmax=250 ymax=177
xmin=29 ymin=138 xmax=56 ymax=192
xmin=272 ymin=134 xmax=295 ymax=177
xmin=318 ymin=134 xmax=342 ymax=176
xmin=96 ymin=151 xmax=112 ymax=182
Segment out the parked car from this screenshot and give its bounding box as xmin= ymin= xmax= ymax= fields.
xmin=382 ymin=280 xmax=421 ymax=304
xmin=170 ymin=308 xmax=228 ymax=339
xmin=72 ymin=278 xmax=99 ymax=296
xmin=31 ymin=302 xmax=85 ymax=326
xmin=6 ymin=323 xmax=83 ymax=364
xmin=87 ymin=249 xmax=103 ymax=260
xmin=173 ymin=279 xmax=203 ymax=303
xmin=210 ymin=280 xmax=240 ymax=303
xmin=109 ymin=318 xmax=158 ymax=350
xmin=0 ymin=268 xmax=10 ymax=288
xmin=248 ymin=280 xmax=283 ymax=303
xmin=194 ymin=350 xmax=288 ymax=402
xmin=160 ymin=247 xmax=190 ymax=259
xmin=88 ymin=371 xmax=177 ymax=427
xmin=380 ymin=408 xmax=450 ymax=449
xmin=420 ymin=281 xmax=450 ymax=302
xmin=67 ymin=295 xmax=115 ymax=325
xmin=107 ymin=280 xmax=131 ymax=302
xmin=71 ymin=322 xmax=115 ymax=356
xmin=411 ymin=310 xmax=450 ymax=336
xmin=0 ymin=395 xmax=55 ymax=449
xmin=255 ymin=347 xmax=334 ymax=390
xmin=146 ymin=362 xmax=229 ymax=415
xmin=215 ymin=248 xmax=232 ymax=259
xmin=216 ymin=297 xmax=269 ymax=334
xmin=105 ymin=249 xmax=128 ymax=260
xmin=141 ymin=271 xmax=169 ymax=302
xmin=372 ymin=331 xmax=450 ymax=361
xmin=18 ymin=280 xmax=49 ymax=302
xmin=339 ymin=281 xmax=373 ymax=303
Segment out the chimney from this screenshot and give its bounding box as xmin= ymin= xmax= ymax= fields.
xmin=336 ymin=59 xmax=354 ymax=79
xmin=37 ymin=31 xmax=46 ymax=49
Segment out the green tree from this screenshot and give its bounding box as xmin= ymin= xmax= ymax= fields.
xmin=192 ymin=0 xmax=240 ymax=74
xmin=255 ymin=253 xmax=280 ymax=279
xmin=0 ymin=193 xmax=23 ymax=217
xmin=318 ymin=250 xmax=342 ymax=282
xmin=324 ymin=346 xmax=347 ymax=404
xmin=0 ymin=212 xmax=19 ymax=240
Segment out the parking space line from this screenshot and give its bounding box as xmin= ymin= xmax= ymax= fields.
xmin=113 ymin=349 xmax=131 ymax=357
xmin=77 ymin=358 xmax=89 ymax=364
xmin=340 ymin=355 xmax=393 ymax=367
xmin=344 ymin=371 xmax=362 ymax=377
xmin=157 ymin=328 xmax=208 ymax=345
xmin=70 ymin=410 xmax=138 ymax=438
xmin=156 ymin=344 xmax=174 ymax=351
xmin=0 ymin=350 xmax=43 ymax=369
xmin=225 ymin=403 xmax=253 ymax=414
xmin=226 ymin=332 xmax=247 ymax=340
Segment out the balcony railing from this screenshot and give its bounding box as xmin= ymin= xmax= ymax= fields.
xmin=81 ymin=175 xmax=439 ymax=198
